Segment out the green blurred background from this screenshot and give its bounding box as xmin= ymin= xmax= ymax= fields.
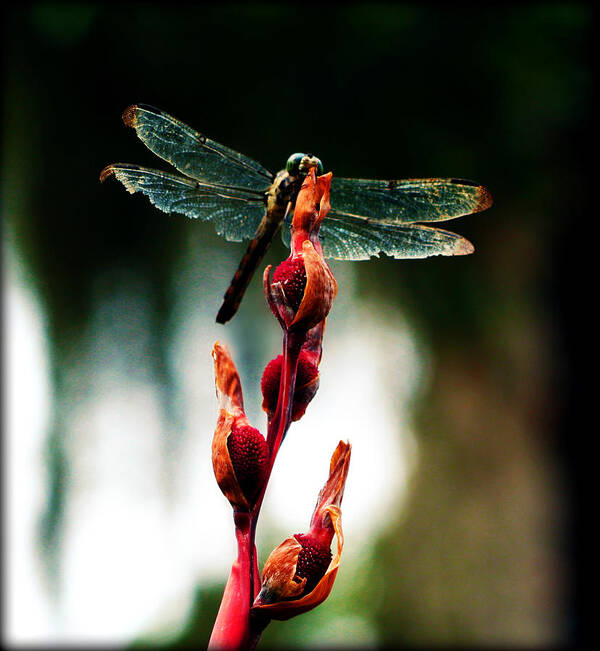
xmin=3 ymin=2 xmax=587 ymax=648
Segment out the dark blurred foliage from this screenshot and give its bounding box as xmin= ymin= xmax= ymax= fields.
xmin=3 ymin=2 xmax=589 ymax=647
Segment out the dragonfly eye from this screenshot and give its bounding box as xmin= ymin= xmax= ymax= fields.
xmin=286 ymin=153 xmax=306 ymax=176
xmin=287 ymin=153 xmax=325 ymax=177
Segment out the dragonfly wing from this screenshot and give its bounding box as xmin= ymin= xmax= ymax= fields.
xmin=331 ymin=177 xmax=492 ymax=223
xmin=314 ymin=210 xmax=474 ymax=259
xmin=100 ymin=163 xmax=266 ymax=242
xmin=121 ymin=104 xmax=274 ymax=190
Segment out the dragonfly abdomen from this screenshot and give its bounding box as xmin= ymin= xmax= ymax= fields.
xmin=216 ymin=170 xmax=301 ymax=324
xmin=216 ymin=207 xmax=286 ymax=324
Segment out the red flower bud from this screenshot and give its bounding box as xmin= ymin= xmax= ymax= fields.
xmin=261 ymin=351 xmax=319 ymax=422
xmin=252 ymin=441 xmax=351 ymax=620
xmin=264 ymin=170 xmax=337 ymax=333
xmin=212 ymin=342 xmax=269 ymax=511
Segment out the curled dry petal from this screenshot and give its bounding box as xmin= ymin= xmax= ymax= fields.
xmin=288 ymin=172 xmax=337 ymax=332
xmin=310 ymin=439 xmax=351 ymax=532
xmin=256 ymin=537 xmax=306 ymax=604
xmin=289 ymin=240 xmax=337 ymax=332
xmin=313 ymin=173 xmax=332 ymax=235
xmin=213 ymin=341 xmax=244 ymax=417
xmin=290 ymin=171 xmax=332 ymax=251
xmin=302 ymin=319 xmax=326 ymax=368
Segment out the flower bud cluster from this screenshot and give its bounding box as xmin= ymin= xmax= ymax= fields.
xmin=210 ymin=170 xmax=348 ymax=645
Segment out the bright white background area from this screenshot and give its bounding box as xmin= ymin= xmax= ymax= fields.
xmin=3 ymin=237 xmax=426 ymax=646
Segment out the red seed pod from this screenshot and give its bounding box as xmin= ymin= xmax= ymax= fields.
xmin=261 ymin=351 xmax=320 ymax=421
xmin=212 ymin=342 xmax=269 ymax=511
xmin=227 ymin=424 xmax=269 ymax=505
xmin=260 ymin=356 xmax=281 ymax=413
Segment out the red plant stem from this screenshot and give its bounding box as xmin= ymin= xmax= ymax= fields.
xmin=210 ymin=329 xmax=306 ymax=649
xmin=245 ymin=329 xmax=306 ymax=646
xmin=267 ymin=329 xmax=305 ymax=455
xmin=250 ymin=329 xmax=305 ymax=527
xmin=246 ymin=611 xmax=271 ymax=651
xmin=208 ymin=511 xmax=254 ymax=650
xmin=243 ymin=329 xmax=306 ymax=530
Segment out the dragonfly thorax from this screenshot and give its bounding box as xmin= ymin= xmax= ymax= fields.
xmin=268 ymin=169 xmax=302 ymax=210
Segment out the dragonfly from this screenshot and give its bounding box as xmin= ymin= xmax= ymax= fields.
xmin=101 ymin=105 xmax=492 ymax=324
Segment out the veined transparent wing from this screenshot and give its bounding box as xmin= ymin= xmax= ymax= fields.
xmin=100 ymin=163 xmax=266 ymax=242
xmin=330 ymin=177 xmax=492 ymax=223
xmin=280 ymin=173 xmax=492 ymax=259
xmin=318 ymin=210 xmax=474 ymax=259
xmin=281 ymin=209 xmax=474 ymax=259
xmin=121 ymin=104 xmax=274 ymax=190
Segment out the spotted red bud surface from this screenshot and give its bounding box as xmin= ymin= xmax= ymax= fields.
xmin=272 ymin=257 xmax=307 ymax=314
xmin=293 ymin=533 xmax=333 ymax=595
xmin=261 ymin=351 xmax=320 ymax=421
xmin=227 ymin=424 xmax=269 ymax=505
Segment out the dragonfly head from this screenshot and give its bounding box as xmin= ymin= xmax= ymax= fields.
xmin=286 ymin=152 xmax=324 ymax=177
